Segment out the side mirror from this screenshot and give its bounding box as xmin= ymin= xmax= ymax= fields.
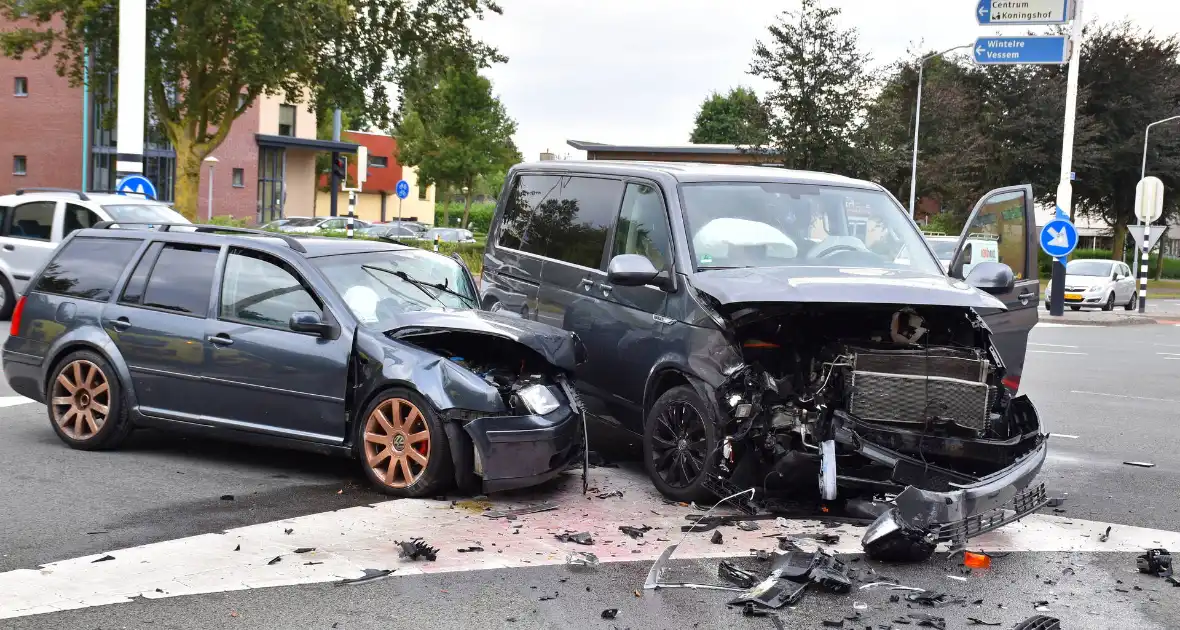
xmin=289 ymin=310 xmax=332 ymax=336
xmin=964 ymin=261 xmax=1015 ymax=295
xmin=606 ymin=254 xmax=660 ymax=287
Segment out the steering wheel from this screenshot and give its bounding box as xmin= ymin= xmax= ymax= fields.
xmin=816 ymin=244 xmax=864 ymax=258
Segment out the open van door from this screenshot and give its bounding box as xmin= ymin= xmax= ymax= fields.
xmin=949 ymin=185 xmax=1039 ymax=389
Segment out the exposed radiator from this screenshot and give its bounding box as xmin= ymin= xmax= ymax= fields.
xmin=847 ymin=346 xmax=993 ymax=431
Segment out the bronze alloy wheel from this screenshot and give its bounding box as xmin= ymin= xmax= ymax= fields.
xmin=50 ymin=360 xmax=111 ymax=440
xmin=363 ymin=397 xmax=431 ymax=489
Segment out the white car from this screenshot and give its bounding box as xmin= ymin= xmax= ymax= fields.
xmin=923 ymin=235 xmax=959 ymax=272
xmin=278 ymin=216 xmax=372 ymax=234
xmin=1045 ymin=259 xmax=1137 ymax=311
xmin=0 ymin=188 xmax=190 ymax=318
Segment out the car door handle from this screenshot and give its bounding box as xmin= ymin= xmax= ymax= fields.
xmin=2 ymin=245 xmax=13 ymax=251
xmin=207 ymin=333 xmax=234 ymax=347
xmin=598 ymin=283 xmax=614 ymax=296
xmin=578 ymin=278 xmax=595 ymax=291
xmin=109 ymin=317 xmax=131 ymax=331
xmin=1019 ymin=291 xmax=1034 ymax=306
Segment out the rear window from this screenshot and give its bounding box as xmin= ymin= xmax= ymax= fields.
xmin=35 ymin=237 xmax=142 ymax=301
xmin=101 ymin=204 xmax=190 ymax=225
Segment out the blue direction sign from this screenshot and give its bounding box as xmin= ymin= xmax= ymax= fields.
xmin=976 ymin=0 xmax=1073 ymax=25
xmin=973 ymin=36 xmax=1070 ymax=65
xmin=1040 ymin=217 xmax=1078 ymax=259
xmin=116 ymin=174 xmax=157 ymax=200
xmin=395 ymin=180 xmax=410 ymax=200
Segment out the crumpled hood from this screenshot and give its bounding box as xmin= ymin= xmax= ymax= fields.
xmin=691 ymin=267 xmax=1007 ymax=311
xmin=387 ymin=309 xmax=583 ymax=372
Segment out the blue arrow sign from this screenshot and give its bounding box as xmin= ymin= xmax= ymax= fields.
xmin=973 ymin=36 xmax=1070 ymax=65
xmin=1040 ymin=218 xmax=1078 ymax=259
xmin=976 ymin=0 xmax=1072 ymax=25
xmin=395 ymin=180 xmax=410 ymax=200
xmin=116 ymin=174 xmax=157 ymax=200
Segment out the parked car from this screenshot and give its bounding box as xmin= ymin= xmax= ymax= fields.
xmin=482 ymin=161 xmax=1047 ymax=561
xmin=921 ymin=234 xmax=959 ymax=272
xmin=363 ymin=224 xmax=422 ymax=240
xmin=1044 ymin=259 xmax=1136 ymax=311
xmin=0 ymin=188 xmax=190 ymax=319
xmin=260 ymin=217 xmax=309 ymax=231
xmin=423 ymin=228 xmax=476 ymax=244
xmin=2 ymin=223 xmax=585 ymax=497
xmin=278 ymin=216 xmax=372 ymax=234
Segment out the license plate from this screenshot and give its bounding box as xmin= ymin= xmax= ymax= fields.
xmin=1064 ymin=293 xmax=1083 ymax=300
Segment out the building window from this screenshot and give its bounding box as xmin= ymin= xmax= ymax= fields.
xmin=13 ymin=155 xmax=27 ymax=175
xmin=232 ymin=168 xmax=245 ymax=187
xmin=237 ymin=93 xmax=248 ymax=111
xmin=87 ymin=71 xmax=176 ymax=201
xmin=278 ymin=104 xmax=296 ymax=136
xmin=369 ymin=156 xmax=388 ymax=168
xmin=14 ymin=77 xmax=28 ymax=97
xmin=418 ymin=183 xmax=427 ymax=200
xmin=258 ymin=147 xmax=285 ymax=223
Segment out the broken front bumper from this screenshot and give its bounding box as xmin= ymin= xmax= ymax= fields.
xmin=833 ymin=397 xmax=1050 ymax=547
xmin=462 ymin=403 xmax=583 ymax=493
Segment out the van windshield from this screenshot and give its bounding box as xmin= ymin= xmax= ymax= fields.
xmin=679 ymin=182 xmax=941 ymax=275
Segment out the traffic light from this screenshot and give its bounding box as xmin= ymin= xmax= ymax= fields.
xmin=332 ymin=155 xmax=347 ymax=182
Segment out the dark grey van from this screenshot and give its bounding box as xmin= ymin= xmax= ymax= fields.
xmin=481 ymin=161 xmax=1047 ymax=560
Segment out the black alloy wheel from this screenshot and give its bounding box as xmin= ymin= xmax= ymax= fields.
xmin=651 ymin=401 xmax=707 ymax=488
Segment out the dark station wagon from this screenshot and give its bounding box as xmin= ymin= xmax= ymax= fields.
xmin=2 ymin=224 xmax=585 ymax=496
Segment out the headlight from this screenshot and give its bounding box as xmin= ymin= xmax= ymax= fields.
xmin=517 ymin=384 xmax=561 ymax=415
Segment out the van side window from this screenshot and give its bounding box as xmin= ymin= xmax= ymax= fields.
xmin=535 ymin=176 xmax=624 ymax=269
xmin=140 ymin=244 xmax=220 ymax=316
xmin=610 ymin=183 xmax=672 ymax=272
xmin=9 ymin=201 xmax=54 ymax=241
xmin=35 ymin=237 xmax=141 ymax=301
xmin=498 ymin=174 xmax=560 ymax=255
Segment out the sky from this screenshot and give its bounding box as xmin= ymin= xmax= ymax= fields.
xmin=469 ymin=0 xmax=1180 ymax=161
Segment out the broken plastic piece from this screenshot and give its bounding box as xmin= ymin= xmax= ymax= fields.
xmin=772 ymin=549 xmax=852 ymax=593
xmin=908 ymin=612 xmax=946 ymax=629
xmin=566 ymin=551 xmax=599 ymax=568
xmin=397 ymin=538 xmax=438 ymax=561
xmin=737 ymin=520 xmax=760 ymax=531
xmin=596 ymin=490 xmax=623 ymax=499
xmin=729 ymin=573 xmax=807 ymax=609
xmin=1011 ymin=615 xmax=1060 ymax=630
xmin=220 ymin=494 xmax=234 ymax=501
xmin=619 ymin=525 xmax=652 ymax=539
xmin=862 ymin=508 xmax=937 ymax=563
xmin=858 ymin=581 xmax=925 ymax=593
xmin=294 ymin=547 xmax=316 ymax=554
xmin=711 ymin=531 xmax=724 ymax=544
xmin=1123 ymin=461 xmax=1155 ymax=468
xmin=267 ymin=556 xmax=281 ymax=565
xmin=1098 ymin=526 xmax=1111 ymax=542
xmin=554 ymin=531 xmax=594 ymax=545
xmin=963 ymin=551 xmax=991 ymax=569
xmin=600 ymin=609 xmax=618 ymax=620
xmin=821 ymin=620 xmax=843 ymax=628
xmin=457 ymin=546 xmax=484 ymax=553
xmin=1137 ymin=548 xmax=1173 ymax=577
xmin=718 ymin=560 xmax=761 ymax=589
xmin=482 ymin=502 xmax=558 ymax=519
xmin=92 ymin=555 xmax=115 ymax=563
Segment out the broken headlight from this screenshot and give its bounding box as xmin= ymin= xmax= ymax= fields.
xmin=517 ymin=384 xmax=561 ymax=415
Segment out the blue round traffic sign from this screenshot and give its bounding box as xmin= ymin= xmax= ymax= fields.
xmin=395 ymin=180 xmax=410 ymax=200
xmin=1039 ymin=218 xmax=1078 ymax=259
xmin=116 ymin=174 xmax=157 ymax=200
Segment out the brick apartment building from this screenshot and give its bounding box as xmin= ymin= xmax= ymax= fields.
xmin=0 ymin=46 xmax=434 ymax=225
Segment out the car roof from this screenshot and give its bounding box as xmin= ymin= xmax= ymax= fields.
xmin=511 ymin=160 xmax=881 ymax=190
xmin=74 ymin=225 xmax=423 ymax=259
xmin=0 ymin=191 xmax=171 ymax=205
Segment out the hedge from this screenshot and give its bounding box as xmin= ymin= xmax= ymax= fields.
xmin=434 ymin=202 xmax=496 ymax=233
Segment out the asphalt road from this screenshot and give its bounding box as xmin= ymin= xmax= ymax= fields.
xmin=3 ymin=321 xmax=1180 ymax=627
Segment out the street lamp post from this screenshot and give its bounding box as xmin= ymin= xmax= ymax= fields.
xmin=908 ymin=44 xmax=972 ymax=219
xmin=1129 ymin=114 xmax=1180 ymax=295
xmin=203 ymin=156 xmax=219 ymax=221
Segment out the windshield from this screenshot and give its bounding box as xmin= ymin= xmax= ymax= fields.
xmin=313 ymin=250 xmax=477 ymax=328
xmin=101 ymin=204 xmax=190 ymax=224
xmin=926 ymin=239 xmax=958 ymax=259
xmin=680 ymin=182 xmax=941 ymax=275
xmin=1067 ymin=260 xmax=1114 ymax=276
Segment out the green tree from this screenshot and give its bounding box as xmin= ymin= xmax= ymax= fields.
xmin=749 ymin=0 xmax=873 ymax=174
xmin=689 ymin=87 xmax=770 ymax=146
xmin=0 ymin=0 xmax=502 ymax=219
xmin=396 ymin=63 xmax=520 ymax=229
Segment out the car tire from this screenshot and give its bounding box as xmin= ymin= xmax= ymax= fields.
xmin=1044 ymin=302 xmax=1051 ymax=312
xmin=356 ymin=388 xmax=452 ymax=498
xmin=1125 ymin=290 xmax=1137 ymax=311
xmin=47 ymin=350 xmax=133 ymax=451
xmin=1102 ymin=292 xmax=1115 ymax=311
xmin=0 ymin=275 xmax=13 ymax=320
xmin=1070 ymin=305 xmax=1081 ymax=311
xmin=644 ymin=384 xmax=716 ymax=503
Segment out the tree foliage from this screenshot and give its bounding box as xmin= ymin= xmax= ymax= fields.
xmin=749 ymin=0 xmax=873 ymax=174
xmin=0 ymin=0 xmax=502 ymax=219
xmin=396 ymin=62 xmax=520 ymax=228
xmin=689 ymin=86 xmax=770 ymax=146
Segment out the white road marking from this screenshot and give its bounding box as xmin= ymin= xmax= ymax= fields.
xmin=1156 ymin=352 xmax=1180 ymax=357
xmin=1029 ymin=350 xmax=1087 ymax=355
xmin=1034 ymin=322 xmax=1085 ymax=328
xmin=1049 ymin=433 xmax=1079 ymax=439
xmin=1071 ymin=390 xmax=1180 ymax=404
xmin=1029 ymin=342 xmax=1079 ymax=349
xmin=0 ymin=396 xmax=35 ymax=408
xmin=1 ymin=466 xmax=1179 ymax=620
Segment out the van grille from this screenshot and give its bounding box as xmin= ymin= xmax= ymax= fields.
xmin=847 ymin=347 xmax=991 ymax=431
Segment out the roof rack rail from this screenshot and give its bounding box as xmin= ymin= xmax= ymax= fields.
xmin=86 ymin=188 xmax=153 ymax=199
xmin=89 ymin=222 xmax=308 ymax=253
xmin=15 ymin=188 xmax=90 ymax=201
